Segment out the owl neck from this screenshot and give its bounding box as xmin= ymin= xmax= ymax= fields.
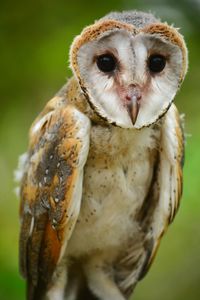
xmin=65 ymin=76 xmax=109 ymax=126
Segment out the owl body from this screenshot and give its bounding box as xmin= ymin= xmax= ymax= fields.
xmin=67 ymin=123 xmax=158 ymax=257
xmin=18 ymin=10 xmax=188 ymax=300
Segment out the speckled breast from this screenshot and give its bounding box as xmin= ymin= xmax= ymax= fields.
xmin=67 ymin=124 xmax=160 ymax=257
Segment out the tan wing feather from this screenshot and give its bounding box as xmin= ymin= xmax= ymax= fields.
xmin=137 ymin=104 xmax=184 ymax=279
xmin=142 ymin=104 xmax=184 ymax=270
xmin=19 ymin=97 xmax=90 ymax=299
xmin=116 ymin=104 xmax=184 ymax=297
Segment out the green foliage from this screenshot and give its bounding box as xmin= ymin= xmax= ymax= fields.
xmin=0 ymin=1 xmax=199 ymax=299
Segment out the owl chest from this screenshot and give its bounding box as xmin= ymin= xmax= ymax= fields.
xmin=67 ymin=126 xmax=158 ymax=257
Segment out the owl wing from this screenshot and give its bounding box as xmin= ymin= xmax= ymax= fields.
xmin=139 ymin=103 xmax=184 ymax=274
xmin=117 ymin=104 xmax=184 ymax=296
xmin=18 ymin=96 xmax=90 ymax=299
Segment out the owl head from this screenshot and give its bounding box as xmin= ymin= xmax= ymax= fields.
xmin=70 ymin=11 xmax=188 ymax=129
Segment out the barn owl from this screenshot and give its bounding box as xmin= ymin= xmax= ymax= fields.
xmin=17 ymin=10 xmax=188 ymax=300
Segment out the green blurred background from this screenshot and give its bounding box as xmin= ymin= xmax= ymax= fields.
xmin=0 ymin=0 xmax=200 ymax=299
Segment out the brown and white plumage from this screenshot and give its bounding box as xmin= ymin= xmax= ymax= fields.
xmin=17 ymin=10 xmax=188 ymax=300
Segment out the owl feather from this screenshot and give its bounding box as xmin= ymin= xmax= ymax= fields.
xmin=18 ymin=10 xmax=188 ymax=300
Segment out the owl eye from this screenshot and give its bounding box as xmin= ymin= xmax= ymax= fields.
xmin=96 ymin=54 xmax=117 ymax=73
xmin=148 ymin=54 xmax=166 ymax=73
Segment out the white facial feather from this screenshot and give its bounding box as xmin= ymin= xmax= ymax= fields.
xmin=77 ymin=30 xmax=134 ymax=127
xmin=134 ymin=34 xmax=183 ymax=128
xmin=76 ymin=29 xmax=183 ymax=128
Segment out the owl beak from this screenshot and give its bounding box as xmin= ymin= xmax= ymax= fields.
xmin=125 ymin=85 xmax=142 ymax=125
xmin=127 ymin=96 xmax=140 ymax=125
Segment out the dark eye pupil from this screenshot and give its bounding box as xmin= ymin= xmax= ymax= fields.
xmin=96 ymin=54 xmax=116 ymax=73
xmin=148 ymin=55 xmax=166 ymax=73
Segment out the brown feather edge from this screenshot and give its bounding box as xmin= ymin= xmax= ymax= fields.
xmin=141 ymin=23 xmax=188 ymax=83
xmin=70 ymin=19 xmax=188 ymax=88
xmin=70 ymin=19 xmax=137 ymax=82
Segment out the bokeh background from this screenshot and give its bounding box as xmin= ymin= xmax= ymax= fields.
xmin=0 ymin=0 xmax=200 ymax=299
